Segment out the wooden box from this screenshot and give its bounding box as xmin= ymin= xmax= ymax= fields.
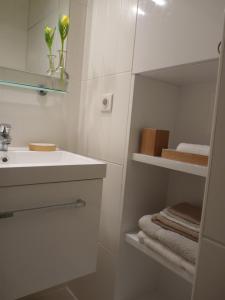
xmin=161 ymin=149 xmax=208 ymax=166
xmin=139 ymin=128 xmax=170 ymax=156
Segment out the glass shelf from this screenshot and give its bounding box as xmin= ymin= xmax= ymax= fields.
xmin=0 ymin=66 xmax=68 ymax=94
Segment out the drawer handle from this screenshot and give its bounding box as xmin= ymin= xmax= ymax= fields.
xmin=0 ymin=198 xmax=86 ymax=219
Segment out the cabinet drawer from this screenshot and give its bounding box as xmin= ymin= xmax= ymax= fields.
xmin=0 ymin=180 xmax=103 ymax=300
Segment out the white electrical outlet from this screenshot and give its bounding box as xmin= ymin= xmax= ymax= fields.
xmin=101 ymin=93 xmax=113 ymax=113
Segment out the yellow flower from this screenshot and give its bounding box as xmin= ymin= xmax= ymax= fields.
xmin=61 ymin=15 xmax=69 ymax=27
xmin=58 ymin=15 xmax=70 ymax=44
xmin=44 ymin=26 xmax=56 ymax=52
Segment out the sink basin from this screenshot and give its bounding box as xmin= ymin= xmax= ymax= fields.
xmin=0 ymin=148 xmax=106 ymax=186
xmin=0 ymin=149 xmax=103 ymax=166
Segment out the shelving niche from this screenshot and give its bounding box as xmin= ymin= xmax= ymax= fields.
xmin=118 ymin=59 xmax=219 ymax=300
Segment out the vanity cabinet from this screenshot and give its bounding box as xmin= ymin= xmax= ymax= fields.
xmin=0 ymin=179 xmax=103 ymax=300
xmin=133 ymin=0 xmax=225 ymax=74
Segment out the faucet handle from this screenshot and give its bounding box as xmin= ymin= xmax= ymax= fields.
xmin=0 ymin=124 xmax=11 ymax=135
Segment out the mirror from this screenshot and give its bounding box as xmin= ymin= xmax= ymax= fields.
xmin=0 ymin=0 xmax=70 ymax=93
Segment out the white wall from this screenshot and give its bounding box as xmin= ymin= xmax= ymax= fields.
xmin=0 ymin=0 xmax=87 ymax=151
xmin=0 ymin=0 xmax=29 ymax=71
xmin=0 ymin=87 xmax=67 ymax=147
xmin=69 ymin=0 xmax=138 ymax=299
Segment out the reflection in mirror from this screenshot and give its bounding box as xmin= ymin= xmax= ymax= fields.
xmin=0 ymin=0 xmax=70 ymax=93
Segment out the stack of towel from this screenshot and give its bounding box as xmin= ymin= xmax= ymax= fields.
xmin=138 ymin=202 xmax=202 ymax=275
xmin=176 ymin=143 xmax=210 ymax=156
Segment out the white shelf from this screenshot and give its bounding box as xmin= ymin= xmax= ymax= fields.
xmin=132 ymin=153 xmax=208 ymax=177
xmin=125 ymin=233 xmax=194 ymax=284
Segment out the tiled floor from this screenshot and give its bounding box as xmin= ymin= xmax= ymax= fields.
xmin=19 ymin=286 xmax=78 ymax=300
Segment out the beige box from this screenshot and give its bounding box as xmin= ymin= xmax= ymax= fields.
xmin=139 ymin=128 xmax=170 ymax=156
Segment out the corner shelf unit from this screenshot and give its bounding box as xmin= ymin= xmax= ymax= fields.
xmin=118 ymin=58 xmax=219 ymax=300
xmin=132 ymin=153 xmax=208 ymax=177
xmin=125 ymin=233 xmax=194 ymax=284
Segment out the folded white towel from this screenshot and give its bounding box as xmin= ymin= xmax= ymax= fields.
xmin=139 ymin=215 xmax=198 ymax=263
xmin=138 ymin=231 xmax=195 ymax=276
xmin=176 ymin=143 xmax=210 ymax=156
xmin=160 ymin=208 xmax=200 ymax=233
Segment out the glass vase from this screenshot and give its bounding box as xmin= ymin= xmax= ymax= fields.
xmin=56 ymin=50 xmax=69 ymax=81
xmin=47 ymin=54 xmax=56 ymax=76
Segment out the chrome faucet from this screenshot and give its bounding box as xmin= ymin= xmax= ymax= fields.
xmin=0 ymin=124 xmax=12 ymax=151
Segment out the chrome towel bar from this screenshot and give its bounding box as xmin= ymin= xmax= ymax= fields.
xmin=0 ymin=198 xmax=86 ymax=219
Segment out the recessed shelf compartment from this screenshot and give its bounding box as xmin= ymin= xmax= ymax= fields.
xmin=125 ymin=233 xmax=194 ymax=284
xmin=138 ymin=59 xmax=219 ymax=85
xmin=120 ymin=58 xmax=218 ymax=300
xmin=132 ymin=153 xmax=208 ymax=177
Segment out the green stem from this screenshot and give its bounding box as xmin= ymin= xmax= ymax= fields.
xmin=60 ymin=40 xmax=65 ymax=80
xmin=48 ymin=47 xmax=55 ymax=75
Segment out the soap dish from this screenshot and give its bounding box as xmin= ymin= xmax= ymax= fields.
xmin=28 ymin=143 xmax=57 ymax=152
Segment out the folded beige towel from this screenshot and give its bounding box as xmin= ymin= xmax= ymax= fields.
xmin=139 ymin=215 xmax=198 ymax=263
xmin=168 ymin=202 xmax=202 ymax=225
xmin=160 ymin=209 xmax=200 ymax=232
xmin=152 ymin=214 xmax=199 ymax=242
xmin=138 ymin=231 xmax=195 ymax=276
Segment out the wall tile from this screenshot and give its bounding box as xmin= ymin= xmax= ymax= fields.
xmin=85 ymin=72 xmax=132 ymax=164
xmin=76 ymin=81 xmax=89 ymax=155
xmin=0 ymin=85 xmax=67 ymax=148
xmin=99 ymin=162 xmax=123 ymax=254
xmin=83 ymin=0 xmax=138 ymax=79
xmin=63 ymin=1 xmax=87 ymax=152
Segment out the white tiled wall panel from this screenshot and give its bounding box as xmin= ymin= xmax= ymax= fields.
xmin=0 ymin=85 xmax=67 ymax=148
xmin=80 ymin=72 xmax=132 ymax=165
xmin=77 ymin=81 xmax=90 ymax=155
xmin=99 ymin=162 xmax=123 ymax=254
xmin=83 ymin=0 xmax=138 ymax=79
xmin=64 ymin=1 xmax=87 ymax=151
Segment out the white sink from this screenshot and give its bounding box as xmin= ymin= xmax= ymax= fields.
xmin=0 ymin=148 xmax=106 ymax=186
xmin=0 ymin=149 xmax=103 ymax=166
